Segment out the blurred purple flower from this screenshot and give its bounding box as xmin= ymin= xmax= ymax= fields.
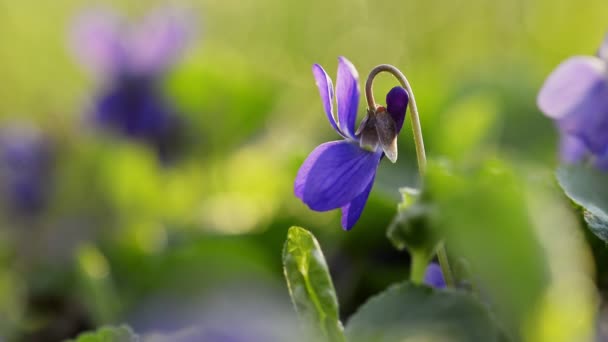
xmin=0 ymin=124 xmax=53 ymax=216
xmin=295 ymin=57 xmax=408 ymax=230
xmin=71 ymin=8 xmax=191 ymax=76
xmin=71 ymin=8 xmax=192 ymax=162
xmin=424 ymin=262 xmax=445 ymax=289
xmin=93 ymin=74 xmax=184 ymax=162
xmin=537 ymin=36 xmax=608 ymax=169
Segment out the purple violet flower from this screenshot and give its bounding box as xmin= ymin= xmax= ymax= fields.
xmin=537 ymin=36 xmax=608 ymax=169
xmin=423 ymin=262 xmax=446 ymax=289
xmin=0 ymin=124 xmax=53 ymax=216
xmin=294 ymin=57 xmax=409 ymax=230
xmin=71 ymin=8 xmax=191 ymax=162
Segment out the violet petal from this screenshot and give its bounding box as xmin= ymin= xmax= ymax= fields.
xmin=385 ymin=86 xmax=409 ymax=134
xmin=312 ymin=64 xmax=342 ymax=136
xmin=70 ymin=9 xmax=125 ymax=74
xmin=594 ymin=150 xmax=608 ymax=170
xmin=294 ymin=140 xmax=381 ymax=211
xmin=336 ymin=57 xmax=360 ymax=139
xmin=424 ymin=263 xmax=446 ymax=288
xmin=340 ymin=177 xmax=375 ymax=230
xmin=537 ymin=56 xmax=606 ymax=120
xmin=559 ymin=134 xmax=587 ymax=164
xmin=128 ymin=7 xmax=192 ymax=74
xmin=557 ymin=79 xmax=608 ymax=154
xmin=94 ymin=77 xmax=172 ymax=140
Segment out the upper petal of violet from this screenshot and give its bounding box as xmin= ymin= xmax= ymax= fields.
xmin=340 ymin=175 xmax=375 ymax=230
xmin=128 ymin=7 xmax=193 ymax=74
xmin=386 ymin=86 xmax=409 ymax=134
xmin=537 ymin=56 xmax=606 ymax=120
xmin=295 ymin=140 xmax=382 ymax=211
xmin=312 ymin=64 xmax=342 ymax=136
xmin=70 ymin=9 xmax=126 ymax=75
xmin=336 ymin=57 xmax=360 ymax=139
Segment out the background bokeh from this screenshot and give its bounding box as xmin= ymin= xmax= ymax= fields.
xmin=0 ymin=0 xmax=607 ymax=340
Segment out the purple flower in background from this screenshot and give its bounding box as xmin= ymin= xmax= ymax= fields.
xmin=0 ymin=124 xmax=53 ymax=216
xmin=71 ymin=8 xmax=191 ymax=162
xmin=295 ymin=57 xmax=409 ymax=230
xmin=537 ymin=35 xmax=608 ymax=169
xmin=424 ymin=263 xmax=446 ymax=289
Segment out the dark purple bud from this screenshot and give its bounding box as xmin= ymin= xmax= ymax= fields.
xmin=386 ymin=86 xmax=409 ymax=134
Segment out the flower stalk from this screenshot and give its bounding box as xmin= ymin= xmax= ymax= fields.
xmin=365 ymin=64 xmax=455 ymax=287
xmin=409 ymin=250 xmax=429 ymax=284
xmin=365 ymin=64 xmax=426 ymax=174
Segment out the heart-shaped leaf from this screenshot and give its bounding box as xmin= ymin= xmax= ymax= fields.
xmin=345 ymin=282 xmax=503 ymax=342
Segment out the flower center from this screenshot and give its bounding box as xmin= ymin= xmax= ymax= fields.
xmin=356 ymin=106 xmax=399 ymax=162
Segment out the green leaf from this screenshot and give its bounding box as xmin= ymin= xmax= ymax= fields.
xmin=425 ymin=159 xmax=548 ymax=337
xmin=282 ymin=226 xmax=345 ymax=342
xmin=345 ymin=282 xmax=502 ymax=342
xmin=556 ymin=164 xmax=608 ymax=242
xmin=76 ymin=244 xmax=121 ymax=325
xmin=65 ymin=325 xmax=139 ymax=342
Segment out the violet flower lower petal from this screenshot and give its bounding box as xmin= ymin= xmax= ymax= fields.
xmin=336 ymin=57 xmax=360 ymax=139
xmin=312 ymin=64 xmax=342 ymax=136
xmin=340 ymin=176 xmax=375 ymax=230
xmin=537 ymin=56 xmax=606 ymax=120
xmin=385 ymin=86 xmax=409 ymax=134
xmin=94 ymin=78 xmax=172 ymax=140
xmin=295 ymin=140 xmax=382 ymax=211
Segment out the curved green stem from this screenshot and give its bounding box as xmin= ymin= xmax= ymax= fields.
xmin=365 ymin=64 xmax=426 ymax=175
xmin=365 ymin=64 xmax=455 ymax=287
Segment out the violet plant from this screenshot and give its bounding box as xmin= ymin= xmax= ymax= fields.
xmin=539 ymin=36 xmax=608 ymax=244
xmin=281 ymin=51 xmax=597 ymax=341
xmin=71 ymin=8 xmax=191 ymax=163
xmin=537 ymin=35 xmax=608 ymax=168
xmin=293 ymin=57 xmax=452 ymax=281
xmin=294 ymin=57 xmax=409 ymax=230
xmin=281 ymin=58 xmax=506 ymax=342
